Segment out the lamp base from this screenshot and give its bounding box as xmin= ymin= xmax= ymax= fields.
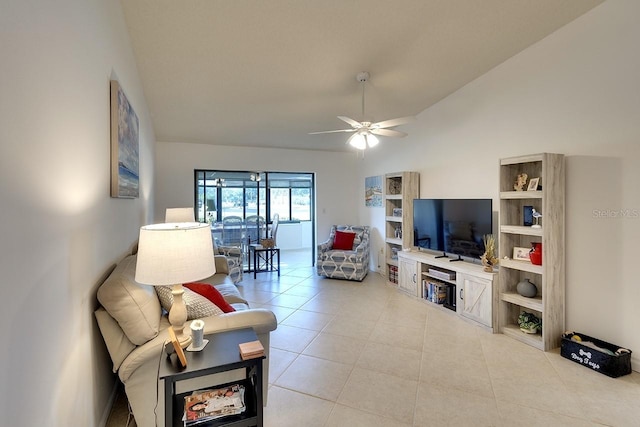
xmin=169 ymin=284 xmax=192 ymax=349
xmin=174 ymin=328 xmax=192 ymax=349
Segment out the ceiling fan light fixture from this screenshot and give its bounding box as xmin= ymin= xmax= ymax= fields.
xmin=365 ymin=133 xmax=379 ymax=148
xmin=310 ymin=71 xmax=415 ymax=150
xmin=348 ymin=131 xmax=378 ymax=150
xmin=348 ymin=133 xmax=367 ymax=150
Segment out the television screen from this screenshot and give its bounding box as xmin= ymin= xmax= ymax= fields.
xmin=413 ymin=199 xmax=492 ymax=259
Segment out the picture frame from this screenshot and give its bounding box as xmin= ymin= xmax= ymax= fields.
xmin=167 ymin=327 xmax=187 ymax=368
xmin=110 ymin=80 xmax=140 ymax=198
xmin=365 ymin=175 xmax=383 ymax=207
xmin=527 ymin=177 xmax=540 ymax=191
xmin=513 ymin=246 xmax=531 ymax=262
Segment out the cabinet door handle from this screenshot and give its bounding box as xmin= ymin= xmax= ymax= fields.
xmin=412 ymin=273 xmax=417 ymax=283
xmin=460 ymin=289 xmax=464 ymax=300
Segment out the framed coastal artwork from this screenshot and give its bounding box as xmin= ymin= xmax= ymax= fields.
xmin=110 ymin=80 xmax=139 ymax=198
xmin=365 ymin=175 xmax=383 ymax=207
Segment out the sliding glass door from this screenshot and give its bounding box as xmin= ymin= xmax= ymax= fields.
xmin=194 ymin=170 xmax=315 ymax=267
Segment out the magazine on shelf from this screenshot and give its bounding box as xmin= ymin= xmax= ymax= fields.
xmin=183 ymin=384 xmax=246 ymax=426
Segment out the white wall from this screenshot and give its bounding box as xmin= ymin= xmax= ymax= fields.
xmin=155 ymin=142 xmax=362 ymax=249
xmin=360 ymin=0 xmax=640 ymax=368
xmin=0 ymin=1 xmax=155 ymax=425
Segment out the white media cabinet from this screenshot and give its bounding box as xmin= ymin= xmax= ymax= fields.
xmin=397 ymin=250 xmax=498 ymax=330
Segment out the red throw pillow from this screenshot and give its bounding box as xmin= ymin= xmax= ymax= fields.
xmin=333 ymin=230 xmax=357 ymax=250
xmin=183 ymin=283 xmax=236 ymax=313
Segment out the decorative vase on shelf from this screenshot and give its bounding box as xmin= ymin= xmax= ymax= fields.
xmin=529 ymin=242 xmax=542 ymax=266
xmin=516 ymin=279 xmax=538 ymax=298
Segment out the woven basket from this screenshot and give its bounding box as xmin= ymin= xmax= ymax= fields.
xmin=260 ymin=238 xmax=275 ymax=248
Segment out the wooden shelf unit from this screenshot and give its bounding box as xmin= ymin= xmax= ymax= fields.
xmin=384 ymin=172 xmax=419 ymax=285
xmin=398 ymin=250 xmax=497 ymax=330
xmin=497 ymin=153 xmax=565 ymax=351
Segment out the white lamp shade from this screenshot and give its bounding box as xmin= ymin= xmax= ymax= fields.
xmin=135 ymin=222 xmax=215 ymax=286
xmin=165 ymin=207 xmax=195 ymax=222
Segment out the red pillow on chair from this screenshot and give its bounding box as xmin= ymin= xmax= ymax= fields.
xmin=184 ymin=283 xmax=236 ymax=313
xmin=333 ymin=230 xmax=357 ymax=250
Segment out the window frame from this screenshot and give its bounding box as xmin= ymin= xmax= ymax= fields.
xmin=194 ymin=170 xmax=314 ymax=224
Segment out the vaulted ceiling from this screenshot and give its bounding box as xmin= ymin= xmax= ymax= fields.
xmin=121 ymin=0 xmax=603 ymax=152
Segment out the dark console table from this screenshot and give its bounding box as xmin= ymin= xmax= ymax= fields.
xmin=159 ymin=328 xmax=264 ymax=427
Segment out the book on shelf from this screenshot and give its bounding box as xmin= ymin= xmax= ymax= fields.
xmin=423 ymin=279 xmax=446 ymax=304
xmin=183 ymin=384 xmax=246 ymax=426
xmin=239 ymin=340 xmax=265 ymax=360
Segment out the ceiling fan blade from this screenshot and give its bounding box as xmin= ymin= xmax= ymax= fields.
xmin=309 ymin=128 xmax=356 ymax=135
xmin=371 ymin=128 xmax=408 ymax=138
xmin=372 ymin=116 xmax=416 ymax=129
xmin=337 ymin=116 xmax=363 ymax=128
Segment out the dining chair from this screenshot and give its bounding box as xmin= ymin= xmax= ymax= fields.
xmin=222 ymin=216 xmax=244 ymax=247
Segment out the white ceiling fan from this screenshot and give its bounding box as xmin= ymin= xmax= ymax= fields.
xmin=310 ymin=71 xmax=415 ymax=150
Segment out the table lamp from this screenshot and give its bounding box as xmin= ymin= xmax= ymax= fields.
xmin=135 ymin=222 xmax=215 ymax=348
xmin=165 ymin=207 xmax=195 ymax=222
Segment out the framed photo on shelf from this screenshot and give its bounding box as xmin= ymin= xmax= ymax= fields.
xmin=513 ymin=246 xmax=531 ymax=262
xmin=527 ymin=177 xmax=540 ymax=191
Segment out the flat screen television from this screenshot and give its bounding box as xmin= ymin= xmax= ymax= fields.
xmin=413 ymin=199 xmax=493 ymax=260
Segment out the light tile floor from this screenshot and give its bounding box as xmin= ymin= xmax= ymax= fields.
xmin=248 ymin=250 xmax=640 ymax=427
xmin=108 ymin=249 xmax=640 ymax=426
